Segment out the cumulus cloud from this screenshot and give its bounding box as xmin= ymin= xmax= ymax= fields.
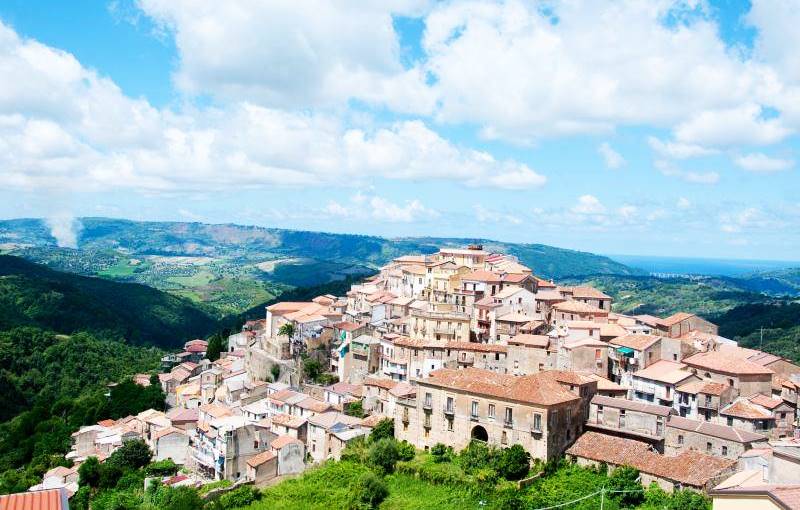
xmin=655 ymin=160 xmax=719 ymax=185
xmin=325 ymin=193 xmax=438 ymax=223
xmin=676 ymin=197 xmax=691 ymax=209
xmin=474 ymin=204 xmax=522 ymax=225
xmin=647 ymin=137 xmax=718 ymax=160
xmin=733 ymin=153 xmax=794 ymax=172
xmin=598 ymin=142 xmax=625 ymax=169
xmin=571 ymin=195 xmax=607 ymax=215
xmin=674 ymin=104 xmax=792 ymax=147
xmin=0 ymin=21 xmax=543 ymax=194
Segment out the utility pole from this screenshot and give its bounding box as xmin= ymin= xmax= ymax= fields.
xmin=599 ymin=487 xmax=605 ymax=510
xmin=760 ymin=326 xmax=764 ymax=350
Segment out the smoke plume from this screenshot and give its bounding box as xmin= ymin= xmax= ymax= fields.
xmin=46 ymin=213 xmax=82 ymax=248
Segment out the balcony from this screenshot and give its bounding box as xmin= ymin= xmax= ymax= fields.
xmin=457 ymin=353 xmax=475 ymax=365
xmin=503 ymin=419 xmax=514 ymax=429
xmin=530 ymin=422 xmax=542 ymax=434
xmin=423 ymin=400 xmax=433 ymax=412
xmin=443 ymin=405 xmax=455 ymax=416
xmin=470 ymin=413 xmax=479 ymax=422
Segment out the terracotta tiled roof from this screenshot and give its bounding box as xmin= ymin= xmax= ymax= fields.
xmin=333 ymin=321 xmax=363 ymax=332
xmin=360 ymin=414 xmax=389 ymax=428
xmin=660 ymin=312 xmax=695 ymax=326
xmin=462 ymin=270 xmax=502 ymax=283
xmin=388 ymin=382 xmax=416 ymax=398
xmin=676 ymin=379 xmax=728 ymax=396
xmin=633 ymin=360 xmax=694 ymax=385
xmin=364 ymin=377 xmax=398 ymax=391
xmin=507 ymin=334 xmax=549 ymax=348
xmin=152 ymin=427 xmax=186 ymax=441
xmin=610 ymin=334 xmax=662 ymax=351
xmin=445 ymin=341 xmax=507 ymax=353
xmin=295 ymin=397 xmax=332 ymax=413
xmin=749 ymin=393 xmax=784 ymax=410
xmin=566 ymin=286 xmax=612 ymax=300
xmin=246 ymin=450 xmax=276 ymax=468
xmin=667 ymin=415 xmax=766 ymax=443
xmin=567 ymin=431 xmax=736 ymax=488
xmin=684 ymin=350 xmax=774 ymax=376
xmin=0 ymin=489 xmax=68 ymax=510
xmin=270 ymin=435 xmax=304 ymax=450
xmin=552 ymin=300 xmax=607 ymax=314
xmin=721 ymin=399 xmax=773 ymax=420
xmin=422 ymin=367 xmax=580 ymax=406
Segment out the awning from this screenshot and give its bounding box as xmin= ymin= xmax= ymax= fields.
xmin=616 ymin=346 xmax=634 ymax=356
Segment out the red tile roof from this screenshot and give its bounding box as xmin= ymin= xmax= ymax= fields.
xmin=246 ymin=450 xmax=276 ymax=468
xmin=0 ymin=489 xmax=68 ymax=510
xmin=422 ymin=367 xmax=580 ymax=406
xmin=684 ymin=350 xmax=774 ymax=376
xmin=567 ymin=431 xmax=736 ymax=488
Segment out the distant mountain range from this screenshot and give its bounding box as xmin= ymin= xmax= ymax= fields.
xmin=0 ymin=217 xmax=643 ymax=315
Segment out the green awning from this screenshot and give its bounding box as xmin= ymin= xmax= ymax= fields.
xmin=616 ymin=346 xmax=634 ymax=355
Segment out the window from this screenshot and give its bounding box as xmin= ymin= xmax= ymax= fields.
xmin=488 ymin=404 xmax=496 ymax=419
xmin=706 ymin=442 xmax=712 ymax=453
xmin=424 ymin=393 xmax=432 ymax=408
xmin=254 ymin=440 xmax=259 ymax=449
xmin=595 ymin=349 xmax=601 ymax=359
xmin=619 ymin=410 xmax=626 ymax=428
xmin=501 ymin=431 xmax=508 ymax=444
xmin=728 ymin=378 xmax=734 ymax=387
xmin=727 ymin=417 xmax=733 ymax=426
xmin=722 ymin=446 xmax=728 ymax=456
xmin=446 ymin=396 xmax=454 ymax=412
xmin=504 ymin=407 xmax=513 ymax=425
xmin=678 ymin=434 xmax=684 ymax=445
xmin=495 ymin=352 xmax=500 ymax=361
xmin=533 ymin=413 xmax=542 ymax=432
xmin=447 ymin=418 xmax=453 ymax=432
xmin=471 ymin=401 xmax=479 ymax=418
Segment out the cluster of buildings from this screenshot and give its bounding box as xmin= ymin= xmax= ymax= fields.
xmin=20 ymin=245 xmax=800 ymax=508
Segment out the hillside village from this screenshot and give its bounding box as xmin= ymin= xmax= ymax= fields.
xmin=33 ymin=245 xmax=800 ymax=508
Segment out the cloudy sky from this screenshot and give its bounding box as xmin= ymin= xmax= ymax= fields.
xmin=0 ymin=0 xmax=798 ymax=260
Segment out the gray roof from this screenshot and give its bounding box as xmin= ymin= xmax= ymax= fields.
xmin=591 ymin=395 xmax=674 ymax=417
xmin=667 ymin=415 xmax=766 ymax=443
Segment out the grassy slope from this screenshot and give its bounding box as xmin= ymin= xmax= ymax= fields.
xmin=0 ymin=255 xmax=219 ymax=348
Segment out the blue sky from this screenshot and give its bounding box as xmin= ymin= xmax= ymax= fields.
xmin=0 ymin=0 xmax=798 ymax=260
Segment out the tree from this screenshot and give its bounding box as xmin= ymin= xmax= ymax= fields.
xmin=493 ymin=444 xmax=531 ymax=481
xmin=457 ymin=440 xmax=494 ymax=474
xmin=106 ymin=439 xmax=152 ymax=471
xmin=145 ymin=459 xmax=178 ymax=477
xmin=608 ymin=466 xmax=644 ymax=507
xmin=302 ymin=357 xmax=322 ymax=382
xmin=367 ymin=438 xmax=399 ymax=475
xmin=78 ymin=456 xmax=101 ymax=488
xmin=369 ymin=419 xmax=394 ymax=443
xmin=206 ymin=333 xmax=226 ymax=362
xmin=217 ymin=485 xmax=261 ymax=508
xmin=270 ymin=364 xmax=281 ymax=382
xmin=348 ymin=471 xmax=388 ymax=510
xmin=278 ymin=323 xmax=295 ymax=338
xmin=430 ymin=443 xmax=453 ymax=463
xmin=344 ymin=400 xmax=364 ymax=418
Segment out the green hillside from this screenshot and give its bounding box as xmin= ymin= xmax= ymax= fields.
xmin=0 ymin=217 xmax=642 ymax=315
xmin=0 ymin=255 xmax=218 ymax=347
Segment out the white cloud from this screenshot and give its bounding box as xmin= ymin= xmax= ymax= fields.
xmin=598 ymin=142 xmax=625 ymax=169
xmin=674 ymin=103 xmax=792 ymax=147
xmin=0 ymin=22 xmax=543 ymax=194
xmin=474 ymin=204 xmax=522 ymax=225
xmin=647 ymin=136 xmax=718 ymax=159
xmin=325 ymin=194 xmax=438 ymax=223
xmin=571 ymin=195 xmax=606 ymax=215
xmin=655 ymin=160 xmax=719 ymax=185
xmin=136 ymin=0 xmax=435 ymax=113
xmin=676 ymin=197 xmax=691 ymax=209
xmin=421 ymin=1 xmax=783 ymax=142
xmin=719 ymin=207 xmax=780 ymax=233
xmin=45 ymin=212 xmax=81 ymax=248
xmin=734 ymin=153 xmax=794 ymax=173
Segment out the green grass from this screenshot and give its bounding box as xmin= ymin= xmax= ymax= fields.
xmin=381 ymin=473 xmax=483 ymax=509
xmin=97 ymin=260 xmax=140 ymax=278
xmin=167 ymin=270 xmax=216 ymax=287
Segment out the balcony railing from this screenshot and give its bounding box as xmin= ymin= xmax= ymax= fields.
xmin=503 ymin=419 xmax=514 ymax=428
xmin=423 ymin=400 xmax=433 ymax=411
xmin=470 ymin=413 xmax=479 ymax=422
xmin=443 ymin=406 xmax=455 ymax=416
xmin=531 ymin=422 xmax=542 ymax=433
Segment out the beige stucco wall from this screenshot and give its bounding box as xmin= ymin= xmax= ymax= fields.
xmin=712 ymin=495 xmax=781 ymax=510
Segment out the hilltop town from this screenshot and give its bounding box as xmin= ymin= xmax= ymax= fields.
xmin=32 ymin=245 xmax=800 ymax=508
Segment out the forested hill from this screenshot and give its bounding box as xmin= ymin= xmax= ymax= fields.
xmin=0 ymin=255 xmax=218 ymax=347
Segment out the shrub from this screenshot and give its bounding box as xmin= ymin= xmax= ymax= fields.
xmin=348 ymin=471 xmax=388 ymax=510
xmin=457 ymin=440 xmax=494 ymax=474
xmin=106 ymin=439 xmax=152 ymax=471
xmin=368 ymin=438 xmax=399 ymax=475
xmin=270 ymin=364 xmax=281 ymax=382
xmin=608 ymin=466 xmax=644 ymax=507
xmin=78 ymin=456 xmax=101 ymax=488
xmin=217 ymin=485 xmax=261 ymax=508
xmin=493 ymin=444 xmax=531 ymax=481
xmin=430 ymin=443 xmax=453 ymax=463
xmin=369 ymin=418 xmax=394 ymax=443
xmin=345 ymin=400 xmax=365 ymax=418
xmin=397 ymin=440 xmax=415 ymax=461
xmin=145 ymin=459 xmax=179 ymax=477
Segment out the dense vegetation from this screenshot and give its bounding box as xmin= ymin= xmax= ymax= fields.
xmin=244 ymin=427 xmax=710 ymax=510
xmin=0 ymin=327 xmax=164 ymax=494
xmin=0 ymin=255 xmax=218 ymax=347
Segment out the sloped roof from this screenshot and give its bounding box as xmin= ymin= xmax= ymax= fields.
xmin=245 ymin=450 xmax=276 ymax=468
xmin=0 ymin=489 xmax=69 ymax=510
xmin=684 ymin=350 xmax=774 ymax=376
xmin=422 ymin=367 xmax=580 ymax=406
xmin=610 ymin=334 xmax=662 ymax=351
xmin=633 ymin=360 xmax=694 ymax=385
xmin=667 ymin=415 xmax=766 ymax=443
xmin=567 ymin=431 xmax=736 ymax=488
xmin=591 ymin=394 xmax=674 ymax=416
